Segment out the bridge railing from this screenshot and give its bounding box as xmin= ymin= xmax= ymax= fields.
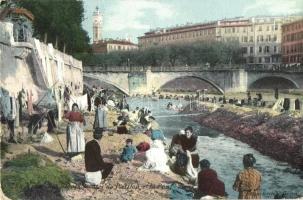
xmin=83 ymin=64 xmax=244 ymax=73
xmin=83 ymin=63 xmax=303 ymax=73
xmin=245 ymin=64 xmax=303 ymax=72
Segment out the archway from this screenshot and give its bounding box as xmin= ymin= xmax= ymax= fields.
xmin=83 ymin=76 xmax=129 ymax=96
xmin=158 ymin=76 xmax=224 ymax=94
xmin=249 ymin=76 xmax=298 ymax=90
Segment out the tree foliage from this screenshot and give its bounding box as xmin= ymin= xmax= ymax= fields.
xmin=16 ymin=0 xmax=90 ymax=54
xmin=75 ymin=41 xmax=244 ymax=67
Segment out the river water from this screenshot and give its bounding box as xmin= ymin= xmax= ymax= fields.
xmin=127 ymin=97 xmax=303 ymax=199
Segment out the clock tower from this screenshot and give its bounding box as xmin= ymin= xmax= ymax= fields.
xmin=93 ymin=6 xmax=102 ymax=43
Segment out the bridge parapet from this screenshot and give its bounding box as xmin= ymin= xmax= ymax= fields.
xmin=83 ymin=64 xmax=245 ymax=73
xmin=245 ymin=64 xmax=303 ymax=73
xmin=84 ymin=64 xmax=303 ymax=73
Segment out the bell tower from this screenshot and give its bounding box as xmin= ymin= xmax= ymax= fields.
xmin=93 ymin=6 xmax=102 ymax=43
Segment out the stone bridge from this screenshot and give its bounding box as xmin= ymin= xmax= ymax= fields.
xmin=83 ymin=65 xmax=303 ymax=95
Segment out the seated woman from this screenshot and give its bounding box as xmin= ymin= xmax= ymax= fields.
xmin=194 ymin=159 xmax=226 ymax=198
xmin=116 ymin=116 xmax=129 ymax=134
xmin=233 ymin=154 xmax=262 ymax=199
xmin=64 ymin=103 xmax=85 ymax=158
xmin=85 ymin=132 xmax=114 ymax=185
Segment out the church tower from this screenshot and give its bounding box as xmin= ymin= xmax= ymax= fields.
xmin=93 ymin=6 xmax=102 ymax=43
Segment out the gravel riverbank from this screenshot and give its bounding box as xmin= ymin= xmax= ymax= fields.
xmin=181 ymin=103 xmax=303 ymax=171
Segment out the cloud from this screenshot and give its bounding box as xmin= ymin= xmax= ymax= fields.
xmin=243 ymin=0 xmax=303 ymax=15
xmin=103 ymin=0 xmax=175 ymax=31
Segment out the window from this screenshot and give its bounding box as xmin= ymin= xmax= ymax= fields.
xmin=243 ymin=27 xmax=246 ymax=33
xmin=275 ymin=24 xmax=278 ymax=30
xmin=274 ymin=46 xmax=277 ymax=53
xmin=243 ymin=36 xmax=248 ymax=42
xmin=249 ymin=36 xmax=253 ymax=42
xmin=242 ymin=47 xmax=247 ymax=54
xmin=259 ymin=46 xmax=262 ymax=52
xmin=259 ymin=57 xmax=262 ymax=63
xmin=250 ymin=46 xmax=254 ymax=53
xmin=265 ymin=57 xmax=270 ymax=63
xmin=232 ymin=27 xmax=235 ymax=33
xmin=258 ymin=26 xmax=262 ymax=31
xmin=273 ymin=35 xmax=277 ymax=42
xmin=260 ymin=35 xmax=264 ymax=42
xmin=265 ymin=46 xmax=270 ymax=53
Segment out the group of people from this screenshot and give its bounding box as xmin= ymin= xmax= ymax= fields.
xmin=67 ymin=94 xmax=262 ymax=199
xmin=2 ymin=86 xmax=263 ymax=199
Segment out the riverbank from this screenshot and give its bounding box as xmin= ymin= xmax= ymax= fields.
xmin=1 ymin=110 xmax=188 ymax=200
xmin=181 ymin=102 xmax=303 ymax=170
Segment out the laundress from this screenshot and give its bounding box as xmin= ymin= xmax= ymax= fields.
xmin=65 ymin=111 xmax=85 ymax=153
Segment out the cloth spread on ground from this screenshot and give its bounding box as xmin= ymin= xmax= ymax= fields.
xmin=169 ymin=183 xmax=193 ymax=200
xmin=139 ymin=140 xmax=169 ymax=173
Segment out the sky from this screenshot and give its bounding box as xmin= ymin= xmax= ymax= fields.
xmin=82 ymin=0 xmax=303 ymax=44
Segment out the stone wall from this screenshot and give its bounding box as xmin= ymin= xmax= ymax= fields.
xmin=0 ymin=21 xmax=83 ymax=101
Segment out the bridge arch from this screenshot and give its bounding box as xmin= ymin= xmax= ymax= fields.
xmin=249 ymin=76 xmax=299 ymax=90
xmin=155 ymin=75 xmax=225 ymax=94
xmin=83 ymin=74 xmax=130 ymax=96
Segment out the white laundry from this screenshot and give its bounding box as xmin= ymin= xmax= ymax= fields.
xmin=40 ymin=132 xmax=54 ymax=144
xmin=69 ymin=94 xmax=88 ymax=111
xmin=85 ymin=171 xmax=102 ymax=185
xmin=139 ymin=140 xmax=170 ymax=173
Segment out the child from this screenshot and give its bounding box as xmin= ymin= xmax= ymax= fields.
xmin=120 ymin=139 xmax=137 ymax=162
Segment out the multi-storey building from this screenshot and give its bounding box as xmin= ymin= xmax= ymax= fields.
xmin=282 ymin=19 xmax=303 ymax=64
xmin=138 ymin=16 xmax=302 ymax=64
xmin=92 ymin=39 xmax=138 ymax=53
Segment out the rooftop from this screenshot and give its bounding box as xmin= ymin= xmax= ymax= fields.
xmin=0 ymin=7 xmax=34 ymax=21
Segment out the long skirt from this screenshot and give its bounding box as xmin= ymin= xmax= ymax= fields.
xmin=66 ymin=122 xmax=85 ymax=153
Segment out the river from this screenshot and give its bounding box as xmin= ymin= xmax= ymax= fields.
xmin=127 ymin=97 xmax=303 ymax=199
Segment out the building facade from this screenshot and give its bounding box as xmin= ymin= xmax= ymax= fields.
xmin=138 ymin=16 xmax=302 ymax=64
xmin=282 ymin=19 xmax=303 ymax=64
xmin=93 ymin=6 xmax=102 ymax=43
xmin=92 ymin=39 xmax=138 ymax=53
xmin=0 ymin=7 xmax=34 ymax=42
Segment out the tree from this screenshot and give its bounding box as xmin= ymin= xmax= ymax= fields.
xmin=17 ymin=0 xmax=90 ymax=54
